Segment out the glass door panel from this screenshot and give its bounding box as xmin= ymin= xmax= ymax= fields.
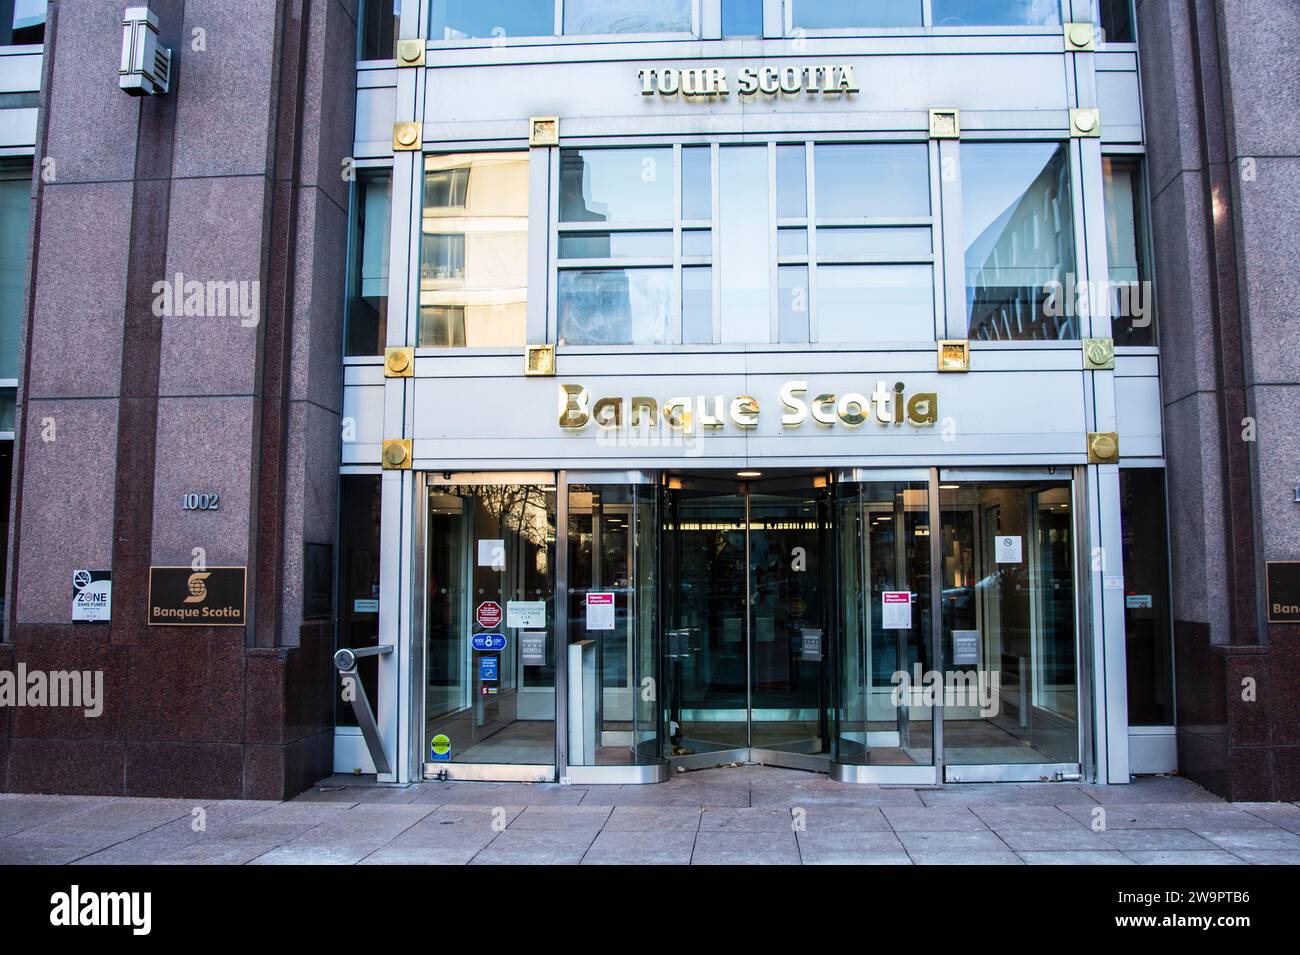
xmin=832 ymin=480 xmax=934 ymax=771
xmin=748 ymin=488 xmax=831 ymax=762
xmin=939 ymin=480 xmax=1080 ymax=773
xmin=662 ymin=487 xmax=748 ymax=758
xmin=424 ymin=483 xmax=556 ymax=771
xmin=566 ymin=483 xmax=664 ymax=768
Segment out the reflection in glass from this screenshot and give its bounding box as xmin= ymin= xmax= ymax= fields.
xmin=336 ymin=475 xmax=382 ymax=727
xmin=564 ymin=0 xmax=691 ymax=35
xmin=429 ymin=0 xmax=556 ymax=40
xmin=932 ymin=0 xmax=1061 ymax=27
xmin=560 ymin=148 xmax=674 ymax=223
xmin=682 ymin=266 xmax=712 ymax=344
xmin=792 ymin=0 xmax=922 ymax=29
xmin=1103 ymin=157 xmax=1153 ymax=346
xmin=360 ymin=0 xmax=398 ymax=58
xmin=817 ymin=226 xmax=930 ymax=258
xmin=558 ymin=268 xmax=672 ymax=344
xmin=424 ymin=484 xmax=556 ymax=767
xmin=962 ymin=142 xmax=1076 ymax=340
xmin=778 ymin=228 xmax=808 ymax=257
xmin=778 ymin=266 xmax=809 ymax=343
xmin=681 ymin=146 xmax=712 ymax=221
xmin=344 ymin=169 xmax=391 ymax=356
xmin=817 ymin=265 xmax=933 ymax=341
xmin=420 ymin=153 xmax=529 ymax=347
xmin=814 ymin=144 xmax=930 ymax=218
xmin=559 ymin=231 xmax=672 ymax=259
xmin=1099 ymin=0 xmax=1134 ymax=43
xmin=833 ymin=482 xmax=933 ymax=768
xmin=777 ymin=145 xmax=808 ymax=219
xmin=682 ymin=229 xmax=713 ymax=258
xmin=567 ymin=484 xmax=664 ymax=767
xmin=1120 ymin=470 xmax=1173 ymax=725
xmin=0 ymin=161 xmax=32 ymax=378
xmin=940 ymin=482 xmax=1079 ymax=766
xmin=722 ymin=0 xmax=763 ymax=35
xmin=719 ymin=146 xmax=771 ymax=342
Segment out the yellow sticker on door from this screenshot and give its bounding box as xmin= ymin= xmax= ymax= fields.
xmin=430 ymin=734 xmax=451 ymax=762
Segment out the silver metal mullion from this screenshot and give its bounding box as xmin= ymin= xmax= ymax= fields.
xmin=673 ymin=143 xmax=683 ymax=344
xmin=805 ymin=140 xmax=818 ymax=343
xmin=744 ymin=489 xmax=753 ymax=749
xmin=768 ymin=142 xmax=778 ymax=343
xmin=929 ymin=467 xmax=945 ymax=782
xmin=555 ymin=470 xmax=569 ymax=780
xmin=711 ymin=142 xmax=721 ymax=343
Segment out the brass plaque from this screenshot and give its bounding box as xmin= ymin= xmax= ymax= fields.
xmin=382 ymin=438 xmax=412 ymax=470
xmin=1087 ymin=431 xmax=1120 ymax=464
xmin=1082 ymin=338 xmax=1115 ymax=370
xmin=929 ymin=108 xmax=960 ymax=139
xmin=149 ymin=566 xmax=247 ymax=627
xmin=393 ymin=121 xmax=422 ymax=151
xmin=529 ymin=116 xmax=559 ymax=147
xmin=524 ymin=344 xmax=555 ymax=376
xmin=1064 ymin=22 xmax=1096 ymax=52
xmin=396 ymin=38 xmax=426 ymax=67
xmin=937 ymin=340 xmax=970 ymax=372
xmin=1070 ymin=108 xmax=1101 ymax=137
xmin=385 ymin=346 xmax=414 ymax=378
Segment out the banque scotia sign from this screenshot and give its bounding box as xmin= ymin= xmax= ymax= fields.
xmin=638 ymin=64 xmax=860 ymax=98
xmin=559 ymin=381 xmax=937 ymax=433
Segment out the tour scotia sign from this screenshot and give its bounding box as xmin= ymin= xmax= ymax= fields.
xmin=638 ymin=64 xmax=860 ymax=98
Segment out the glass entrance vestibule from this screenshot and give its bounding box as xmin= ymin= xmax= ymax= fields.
xmin=417 ymin=468 xmax=1088 ymax=785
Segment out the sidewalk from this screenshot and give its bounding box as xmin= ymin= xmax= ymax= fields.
xmin=2 ymin=766 xmax=1298 ymax=865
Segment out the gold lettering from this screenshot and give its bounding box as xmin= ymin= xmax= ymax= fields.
xmin=811 ymin=394 xmax=838 ymax=426
xmin=907 ymin=393 xmax=938 ymax=425
xmin=630 ymin=396 xmax=658 ymax=427
xmin=592 ymin=397 xmax=623 ymax=428
xmin=729 ymin=396 xmax=759 ymax=428
xmin=559 ymin=384 xmax=590 ymax=429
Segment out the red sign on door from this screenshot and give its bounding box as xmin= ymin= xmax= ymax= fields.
xmin=475 ymin=601 xmax=502 ymax=629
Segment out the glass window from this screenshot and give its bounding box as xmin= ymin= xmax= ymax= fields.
xmin=722 ymin=0 xmax=763 ymax=36
xmin=564 ymin=0 xmax=691 ymax=35
xmin=419 ymin=153 xmax=529 ymax=347
xmin=681 ymin=146 xmax=712 ymax=221
xmin=0 ymin=162 xmax=31 ymax=379
xmin=791 ymin=0 xmax=922 ymax=29
xmin=1102 ymin=157 xmax=1153 ymax=346
xmin=818 ymin=265 xmax=933 ymax=341
xmin=931 ymin=1 xmax=1062 ymax=27
xmin=359 ymin=0 xmax=398 ymax=59
xmin=344 ymin=169 xmax=391 ymax=356
xmin=1120 ymin=470 xmax=1174 ymax=726
xmin=682 ymin=266 xmax=712 ymax=344
xmin=682 ymin=229 xmax=712 ymax=258
xmin=560 ymin=148 xmax=674 ymax=223
xmin=778 ymin=266 xmax=809 ymax=343
xmin=817 ymin=226 xmax=931 ymax=258
xmin=336 ymin=474 xmax=382 ymax=727
xmin=961 ymin=142 xmax=1076 ymax=340
xmin=1 ymin=0 xmax=45 ymax=46
xmin=1098 ymin=0 xmax=1134 ymax=43
xmin=776 ymin=145 xmax=807 ymax=219
xmin=777 ymin=228 xmax=808 ymax=257
xmin=559 ymin=231 xmax=672 ymax=259
xmin=429 ymin=0 xmax=556 ymax=40
xmin=814 ymin=144 xmax=930 ymax=218
xmin=719 ymin=146 xmax=770 ymax=342
xmin=558 ymin=268 xmax=672 ymax=345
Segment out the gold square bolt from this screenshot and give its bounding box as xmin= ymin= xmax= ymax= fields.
xmin=1082 ymin=338 xmax=1115 ymax=370
xmin=393 ymin=121 xmax=422 ymax=151
xmin=1070 ymin=108 xmax=1101 ymax=137
xmin=929 ymin=108 xmax=960 ymax=140
xmin=937 ymin=339 xmax=970 ymax=372
xmin=529 ymin=116 xmax=559 ymax=147
xmin=1087 ymin=432 xmax=1120 ymax=464
xmin=381 ymin=439 xmax=412 ymax=470
xmin=396 ymin=38 xmax=426 ymax=67
xmin=384 ymin=346 xmax=414 ymax=378
xmin=524 ymin=344 xmax=555 ymax=377
xmin=1064 ymin=22 xmax=1096 ymax=52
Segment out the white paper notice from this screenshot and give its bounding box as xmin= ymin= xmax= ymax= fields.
xmin=477 ymin=539 xmax=505 ymax=569
xmin=882 ymin=591 xmax=912 ymax=629
xmin=585 ymin=592 xmax=615 ymax=631
xmin=506 ymin=600 xmax=545 ymax=629
xmin=520 ymin=632 xmax=546 ymax=667
xmin=994 ymin=535 xmax=1023 ymax=563
xmin=952 ymin=630 xmax=981 ymax=666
